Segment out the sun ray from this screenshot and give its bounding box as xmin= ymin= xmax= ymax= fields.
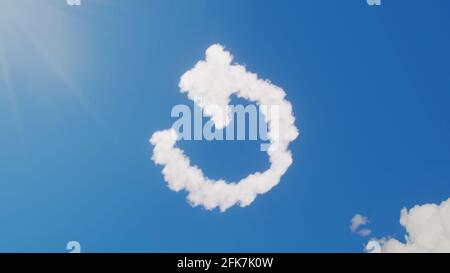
xmin=0 ymin=38 xmax=25 ymax=141
xmin=15 ymin=19 xmax=104 ymax=124
xmin=0 ymin=0 xmax=105 ymax=125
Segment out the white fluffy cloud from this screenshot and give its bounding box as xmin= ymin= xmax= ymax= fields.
xmin=367 ymin=197 xmax=450 ymax=253
xmin=150 ymin=44 xmax=299 ymax=212
xmin=350 ymin=214 xmax=371 ymax=237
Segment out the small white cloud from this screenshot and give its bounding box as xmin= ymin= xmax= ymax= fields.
xmin=368 ymin=197 xmax=450 ymax=253
xmin=350 ymin=214 xmax=371 ymax=237
xmin=357 ymin=228 xmax=372 ymax=237
xmin=365 ymin=240 xmax=382 ymax=253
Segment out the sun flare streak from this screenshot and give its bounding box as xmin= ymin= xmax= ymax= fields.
xmin=0 ymin=0 xmax=105 ymax=127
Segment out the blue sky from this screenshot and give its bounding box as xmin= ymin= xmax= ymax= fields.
xmin=0 ymin=0 xmax=449 ymax=252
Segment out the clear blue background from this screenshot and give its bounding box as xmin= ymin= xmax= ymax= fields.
xmin=0 ymin=0 xmax=449 ymax=252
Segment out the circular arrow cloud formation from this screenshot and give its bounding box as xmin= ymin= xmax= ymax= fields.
xmin=150 ymin=44 xmax=299 ymax=212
